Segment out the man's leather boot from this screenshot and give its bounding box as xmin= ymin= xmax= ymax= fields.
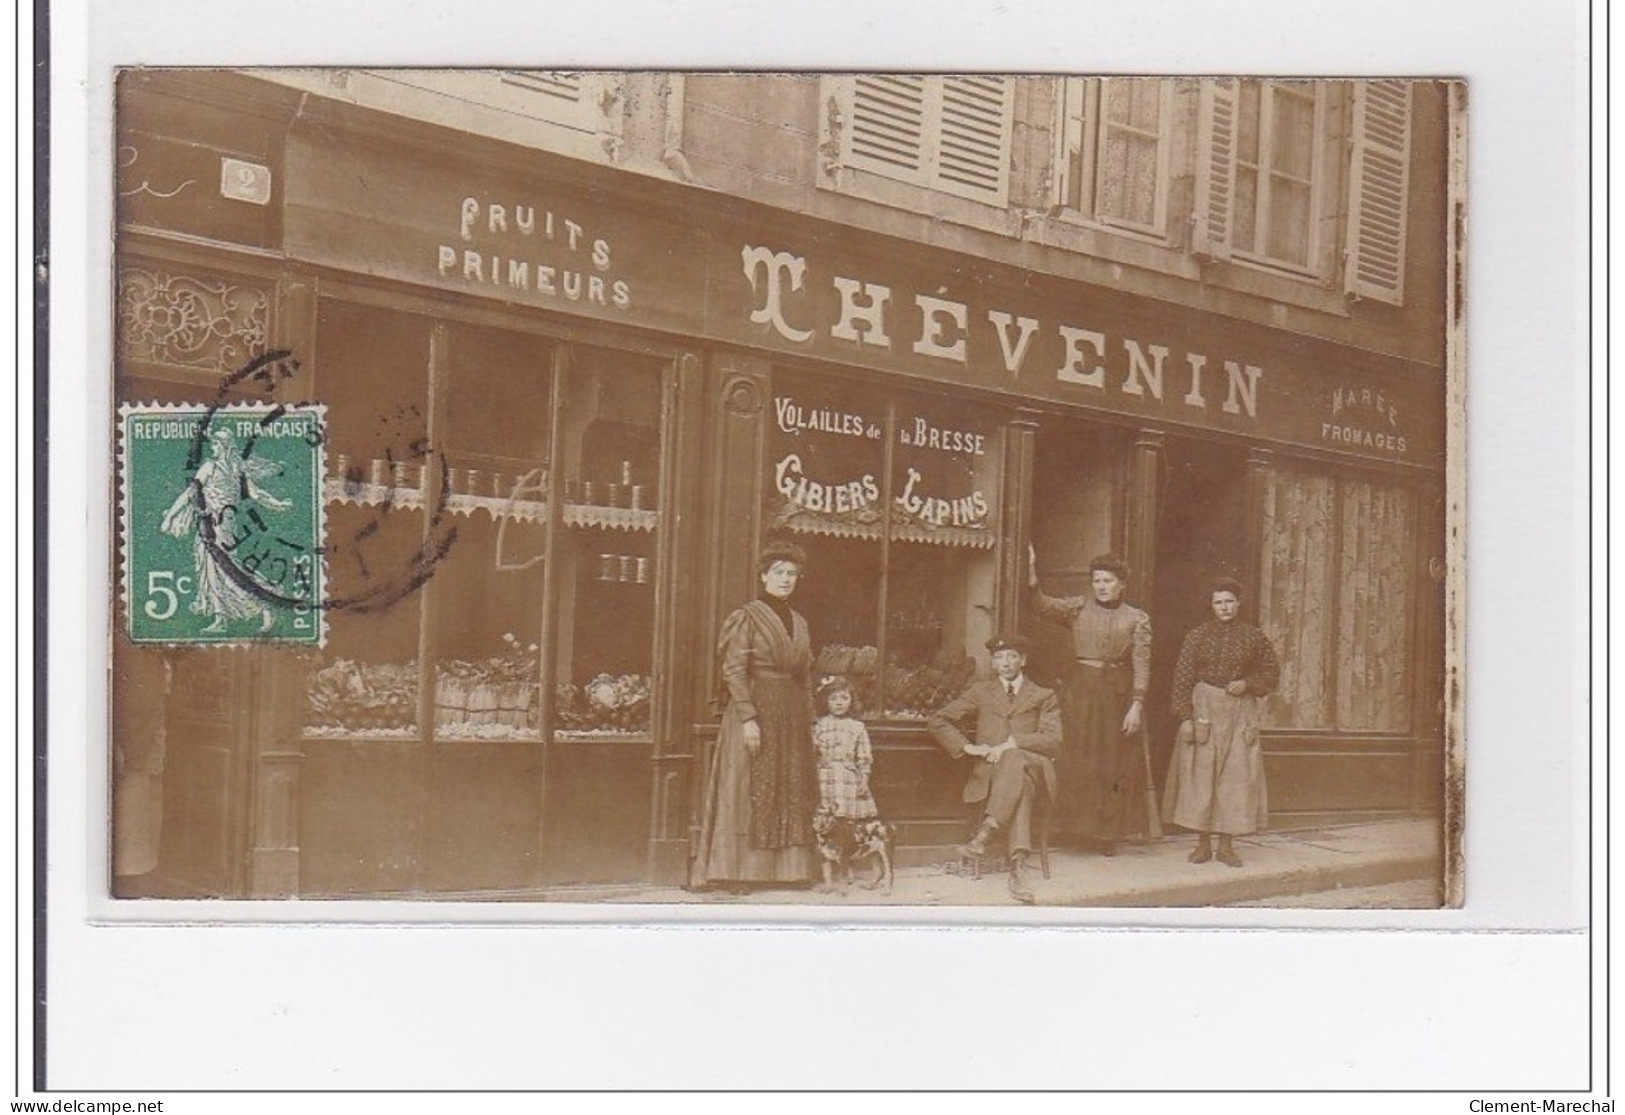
xmin=957 ymin=816 xmax=999 ymax=858
xmin=1008 ymin=852 xmax=1035 ymax=904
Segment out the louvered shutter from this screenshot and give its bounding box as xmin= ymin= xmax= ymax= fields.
xmin=847 ymin=75 xmax=930 ymax=182
xmin=1343 ymin=80 xmax=1412 ymax=304
xmin=500 ymin=71 xmax=583 ymax=104
xmin=933 ymin=75 xmax=1013 ymax=206
xmin=494 ymin=71 xmax=606 ymax=131
xmin=840 ymin=75 xmax=1011 ymax=207
xmin=1192 ymin=78 xmax=1240 ymax=262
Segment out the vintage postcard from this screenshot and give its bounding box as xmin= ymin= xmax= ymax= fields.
xmin=108 ymin=70 xmax=1461 ymax=910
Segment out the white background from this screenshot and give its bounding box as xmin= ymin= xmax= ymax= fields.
xmin=24 ymin=0 xmax=1601 ymax=1101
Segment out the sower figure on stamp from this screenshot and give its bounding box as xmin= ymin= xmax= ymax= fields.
xmin=926 ymin=634 xmax=1062 ymax=905
xmin=1028 ymin=544 xmax=1152 ymax=856
xmin=159 ymin=426 xmax=291 ymax=634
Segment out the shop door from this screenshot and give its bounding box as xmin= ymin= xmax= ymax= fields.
xmin=1025 ymin=422 xmax=1123 ymax=689
xmin=1146 ymin=440 xmax=1250 ymax=785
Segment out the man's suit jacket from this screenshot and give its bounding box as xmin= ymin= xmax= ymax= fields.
xmin=926 ymin=677 xmax=1063 ymax=805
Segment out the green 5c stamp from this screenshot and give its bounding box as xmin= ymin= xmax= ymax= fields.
xmin=120 ymin=402 xmax=327 ymax=645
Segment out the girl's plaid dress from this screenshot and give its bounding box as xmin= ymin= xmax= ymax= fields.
xmin=813 ymin=714 xmax=879 ymax=820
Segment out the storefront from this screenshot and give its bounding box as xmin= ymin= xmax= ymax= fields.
xmin=112 ymin=72 xmax=1446 ymax=899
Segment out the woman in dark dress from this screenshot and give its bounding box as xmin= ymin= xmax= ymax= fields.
xmin=1163 ymin=579 xmax=1280 ymax=867
xmin=691 ymin=540 xmax=819 ymax=892
xmin=1028 ymin=547 xmax=1152 ymax=854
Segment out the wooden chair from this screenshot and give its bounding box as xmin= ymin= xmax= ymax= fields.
xmin=959 ymin=792 xmax=1052 ymax=880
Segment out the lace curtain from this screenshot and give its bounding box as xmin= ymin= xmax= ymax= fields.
xmin=1336 ymin=479 xmax=1416 ymax=732
xmin=1259 ymin=466 xmax=1335 ymax=728
xmin=1259 ymin=465 xmax=1415 ymax=733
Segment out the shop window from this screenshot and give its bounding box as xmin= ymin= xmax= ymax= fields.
xmin=307 ymin=302 xmax=434 ymax=739
xmin=550 ymin=347 xmax=663 ymax=740
xmin=766 ymin=370 xmax=1000 ymax=720
xmin=1258 ymin=464 xmax=1416 ymax=733
xmin=1333 ymin=477 xmax=1417 ymax=731
xmin=1054 ymin=77 xmax=1174 ymax=238
xmin=430 ymin=323 xmax=554 ymax=741
xmin=821 ymin=75 xmax=1015 ymax=208
xmin=304 ymin=301 xmax=666 ymax=745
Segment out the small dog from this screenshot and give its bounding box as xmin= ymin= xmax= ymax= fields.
xmin=813 ymin=805 xmax=896 ymax=895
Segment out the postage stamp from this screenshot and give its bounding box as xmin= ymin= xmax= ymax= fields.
xmin=118 ymin=401 xmax=327 ymax=645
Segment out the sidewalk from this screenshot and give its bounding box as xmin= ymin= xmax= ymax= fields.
xmin=515 ymin=817 xmax=1443 ymax=909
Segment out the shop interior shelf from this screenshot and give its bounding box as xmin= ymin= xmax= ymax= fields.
xmin=553 ymin=730 xmax=653 ymax=744
xmin=780 ymin=517 xmax=885 ymax=543
xmin=888 ymin=524 xmax=999 ymax=548
xmin=445 ymin=492 xmax=547 ymax=522
xmin=303 ymin=728 xmax=655 ymax=744
xmin=562 ymin=503 xmax=658 ymax=532
xmin=780 ymin=516 xmax=995 ymax=548
xmin=321 ymin=480 xmax=663 ymax=532
xmin=302 ymin=727 xmax=421 ymax=742
xmin=434 ymin=728 xmax=545 ymax=742
xmin=323 ymin=477 xmax=425 ymax=511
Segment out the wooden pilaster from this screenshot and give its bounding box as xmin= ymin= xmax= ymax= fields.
xmin=647 ymin=351 xmax=707 ymax=884
xmin=245 ymin=274 xmax=319 ymax=898
xmin=1123 ymin=429 xmax=1165 ymax=603
xmin=1241 ymin=447 xmax=1275 ymax=603
xmin=998 ymin=409 xmax=1041 ymax=633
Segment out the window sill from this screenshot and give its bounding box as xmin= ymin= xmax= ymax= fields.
xmin=1031 ymin=213 xmax=1354 ymax=321
xmin=254 ymin=69 xmax=618 ymax=166
xmin=1197 ymin=258 xmax=1352 ymax=318
xmin=1227 ymin=250 xmax=1330 ymax=286
xmin=1050 ymin=208 xmax=1170 ymax=249
xmin=816 ymin=169 xmax=1022 ymax=241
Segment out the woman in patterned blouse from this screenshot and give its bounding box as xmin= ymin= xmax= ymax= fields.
xmin=1162 ymin=579 xmax=1281 ymax=867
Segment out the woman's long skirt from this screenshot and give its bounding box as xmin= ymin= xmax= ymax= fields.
xmin=691 ymin=674 xmax=817 ymax=887
xmin=1056 ymin=661 xmax=1147 ymax=842
xmin=1162 ymin=681 xmax=1268 ymax=835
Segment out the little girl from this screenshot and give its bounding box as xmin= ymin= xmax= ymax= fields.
xmin=812 ymin=676 xmax=894 ymax=893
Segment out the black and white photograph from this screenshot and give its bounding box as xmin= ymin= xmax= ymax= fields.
xmin=109 ymin=69 xmax=1459 ymax=911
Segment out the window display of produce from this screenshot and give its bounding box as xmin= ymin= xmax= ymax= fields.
xmin=305 ymin=658 xmax=419 ymax=737
xmin=554 ymin=674 xmax=652 ymax=736
xmin=433 ymin=633 xmax=542 ymax=740
xmin=881 ymin=654 xmax=978 ymax=720
xmin=302 ymin=303 xmax=666 ymax=747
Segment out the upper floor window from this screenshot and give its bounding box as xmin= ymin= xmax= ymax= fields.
xmin=373 ymin=69 xmax=623 ymax=137
xmin=1055 ymin=77 xmax=1174 ymax=238
xmin=822 ymin=75 xmax=1015 ymax=208
xmin=493 ymin=72 xmax=605 ymax=129
xmin=1194 ymin=78 xmax=1413 ymax=304
xmin=1234 ymin=80 xmax=1323 ymax=269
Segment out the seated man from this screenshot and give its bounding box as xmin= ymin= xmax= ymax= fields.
xmin=926 ymin=634 xmax=1062 ymax=904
